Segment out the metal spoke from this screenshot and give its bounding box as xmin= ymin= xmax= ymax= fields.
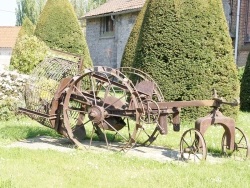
xmin=182 ymin=138 xmax=191 ymax=148
xmin=106 ymin=113 xmax=129 ymax=118
xmin=104 ymin=93 xmax=127 ymax=110
xmin=237 ymin=146 xmax=247 ymax=149
xmin=100 ymin=121 xmax=109 ymax=148
xmin=73 ymin=85 xmax=85 ymax=97
xmin=67 ymin=107 xmax=85 ymax=113
xmin=236 ymin=135 xmax=244 ymax=145
xmin=103 ymin=119 xmax=128 ymax=141
xmin=90 ymin=74 xmax=97 ymax=105
xmin=180 ymin=129 xmax=206 ymax=162
xmin=73 ymin=119 xmax=91 ymax=131
xmin=194 ymin=151 xmax=202 ymax=161
xmin=102 ymin=84 xmax=112 ymax=107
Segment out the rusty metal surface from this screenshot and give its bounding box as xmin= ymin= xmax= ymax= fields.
xmin=180 ymin=128 xmax=207 ymax=161
xmin=19 ymin=60 xmax=249 ymax=161
xmin=195 ymin=109 xmax=236 ymax=150
xmin=22 ymin=56 xmax=81 ymax=128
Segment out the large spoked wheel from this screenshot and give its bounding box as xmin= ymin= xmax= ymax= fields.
xmin=221 ymin=127 xmax=250 ymax=160
xmin=139 ymin=99 xmax=162 ymax=146
xmin=180 ymin=128 xmax=207 ymax=162
xmin=119 ymin=67 xmax=165 ymax=146
xmin=62 ymin=66 xmax=143 ymax=149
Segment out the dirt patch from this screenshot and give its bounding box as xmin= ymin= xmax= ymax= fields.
xmin=5 ymin=136 xmax=223 ymax=163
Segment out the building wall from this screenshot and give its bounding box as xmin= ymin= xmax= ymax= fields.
xmin=237 ymin=51 xmax=249 ymax=66
xmin=115 ymin=13 xmax=138 ymax=68
xmin=230 ymin=0 xmax=237 ymax=37
xmin=238 ymin=0 xmax=247 ymax=49
xmin=86 ymin=17 xmax=116 ymax=67
xmin=86 ymin=12 xmax=138 ymax=68
xmin=0 ymin=48 xmax=12 ymax=71
xmin=86 ymin=0 xmax=248 ymax=68
xmin=223 ymin=0 xmax=232 ymax=29
xmin=230 ymin=0 xmax=250 ymax=66
xmin=237 ymin=0 xmax=250 ymax=66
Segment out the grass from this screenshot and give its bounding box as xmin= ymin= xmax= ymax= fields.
xmin=0 ymin=118 xmax=60 ymax=145
xmin=0 ymin=148 xmax=250 ymax=188
xmin=0 ymin=112 xmax=250 ymax=187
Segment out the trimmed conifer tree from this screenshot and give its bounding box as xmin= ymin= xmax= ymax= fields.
xmin=121 ymin=0 xmax=149 ymax=67
xmin=34 ymin=0 xmax=92 ymax=68
xmin=122 ymin=0 xmax=239 ymax=120
xmin=240 ymin=53 xmax=250 ymax=111
xmin=10 ymin=17 xmax=48 ymax=74
xmin=17 ymin=16 xmax=35 ymax=38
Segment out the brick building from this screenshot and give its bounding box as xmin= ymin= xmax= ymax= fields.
xmin=230 ymin=0 xmax=250 ymax=66
xmin=83 ymin=0 xmax=249 ymax=67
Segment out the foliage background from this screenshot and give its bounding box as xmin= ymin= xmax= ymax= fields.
xmin=240 ymin=53 xmax=250 ymax=111
xmin=10 ymin=35 xmax=49 ymax=74
xmin=34 ymin=0 xmax=92 ymax=68
xmin=16 ymin=0 xmax=108 ymax=26
xmin=122 ymin=0 xmax=239 ymax=120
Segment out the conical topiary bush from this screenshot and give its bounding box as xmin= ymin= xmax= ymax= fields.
xmin=35 ymin=0 xmax=92 ymax=68
xmin=122 ymin=0 xmax=239 ymax=120
xmin=240 ymin=53 xmax=250 ymax=111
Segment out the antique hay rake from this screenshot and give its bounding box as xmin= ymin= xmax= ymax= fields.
xmin=19 ymin=54 xmax=250 ymax=161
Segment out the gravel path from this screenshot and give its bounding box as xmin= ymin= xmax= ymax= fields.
xmin=5 ymin=136 xmax=223 ymax=163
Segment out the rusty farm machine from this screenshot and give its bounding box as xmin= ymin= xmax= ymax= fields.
xmin=19 ymin=53 xmax=250 ymax=161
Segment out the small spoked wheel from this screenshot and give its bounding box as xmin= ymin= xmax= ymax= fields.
xmin=140 ymin=99 xmax=160 ymax=125
xmin=180 ymin=128 xmax=207 ymax=162
xmin=221 ymin=127 xmax=250 ymax=160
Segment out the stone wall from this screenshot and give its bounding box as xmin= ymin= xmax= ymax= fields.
xmin=0 ymin=70 xmax=28 ymax=120
xmin=86 ymin=12 xmax=138 ymax=68
xmin=238 ymin=51 xmax=249 ymax=67
xmin=0 ymin=70 xmax=28 ymax=100
xmin=223 ymin=0 xmax=232 ymax=32
xmin=85 ymin=1 xmax=246 ymax=67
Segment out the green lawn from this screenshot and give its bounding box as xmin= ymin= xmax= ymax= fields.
xmin=0 ymin=112 xmax=250 ymax=188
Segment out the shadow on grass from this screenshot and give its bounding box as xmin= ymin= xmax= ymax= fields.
xmin=14 ymin=135 xmax=74 ymax=151
xmin=132 ymin=145 xmax=180 ymax=161
xmin=0 ymin=125 xmax=61 ymax=142
xmin=207 ymin=147 xmax=233 ymax=159
xmin=10 ymin=134 xmax=182 ymax=162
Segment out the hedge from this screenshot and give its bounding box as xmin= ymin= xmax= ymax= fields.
xmin=121 ymin=0 xmax=239 ymax=120
xmin=240 ymin=53 xmax=250 ymax=111
xmin=34 ymin=0 xmax=92 ymax=68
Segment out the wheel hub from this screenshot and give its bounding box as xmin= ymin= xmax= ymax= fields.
xmin=88 ymin=106 xmax=106 ymax=123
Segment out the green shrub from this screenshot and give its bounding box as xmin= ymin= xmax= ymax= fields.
xmin=35 ymin=77 xmax=58 ymax=102
xmin=0 ymin=97 xmax=21 ymax=121
xmin=17 ymin=16 xmax=35 ymax=38
xmin=34 ymin=0 xmax=92 ymax=68
xmin=240 ymin=53 xmax=250 ymax=111
xmin=238 ymin=66 xmax=245 ymax=82
xmin=10 ymin=35 xmax=49 ymax=74
xmin=10 ymin=17 xmax=38 ymax=73
xmin=121 ymin=0 xmax=239 ymax=120
xmin=121 ymin=0 xmax=149 ymax=67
